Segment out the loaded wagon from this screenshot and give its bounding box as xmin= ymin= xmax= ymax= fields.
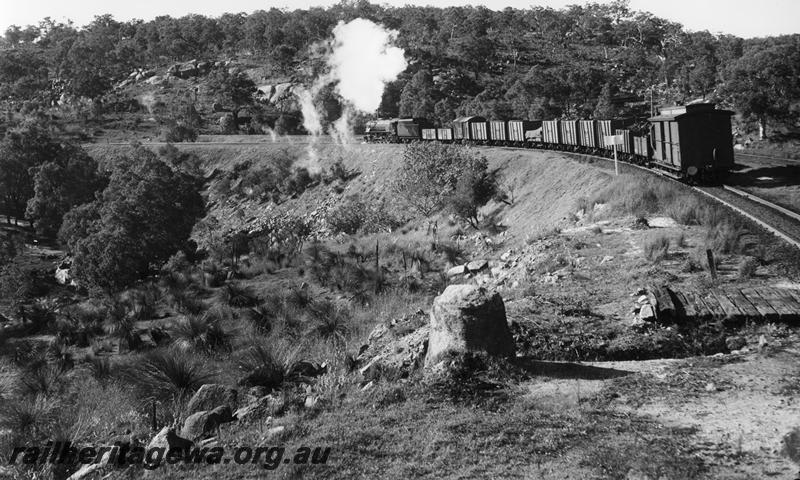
xmin=508 ymin=120 xmax=541 ymax=145
xmin=489 ymin=121 xmax=508 ymax=144
xmin=542 ymin=120 xmax=561 ymax=146
xmin=598 ymin=120 xmax=632 ymax=149
xmin=437 ymin=128 xmax=454 ymax=142
xmin=453 ymin=116 xmax=487 ymax=142
xmin=615 ymin=129 xmax=634 ymax=159
xmin=560 ymin=120 xmax=581 ymax=151
xmin=579 ymin=120 xmax=598 ymax=150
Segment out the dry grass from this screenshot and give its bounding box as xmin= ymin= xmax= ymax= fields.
xmin=643 ymin=232 xmax=671 ymax=263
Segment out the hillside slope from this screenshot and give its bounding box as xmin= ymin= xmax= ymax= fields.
xmin=85 ymin=140 xmax=614 ymax=247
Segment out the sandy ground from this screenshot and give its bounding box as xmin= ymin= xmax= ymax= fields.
xmin=522 ymin=343 xmax=800 ymax=479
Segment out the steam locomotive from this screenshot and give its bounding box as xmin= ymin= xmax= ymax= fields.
xmin=365 ymin=103 xmax=735 ymax=182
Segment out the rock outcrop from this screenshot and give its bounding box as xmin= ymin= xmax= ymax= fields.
xmin=356 ymin=311 xmax=429 ymax=380
xmin=425 ymin=285 xmax=515 ymax=368
xmin=186 ymin=384 xmax=238 ymax=416
xmin=181 ymin=406 xmax=235 ymax=441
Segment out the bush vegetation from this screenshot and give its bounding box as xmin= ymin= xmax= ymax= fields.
xmin=58 ymin=146 xmax=204 ymax=292
xmin=393 ymin=142 xmax=497 ymax=227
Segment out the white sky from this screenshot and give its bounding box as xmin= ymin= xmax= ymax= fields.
xmin=0 ymin=0 xmax=797 ymax=38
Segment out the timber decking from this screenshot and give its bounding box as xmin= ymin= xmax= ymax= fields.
xmin=650 ymin=285 xmax=800 ymax=323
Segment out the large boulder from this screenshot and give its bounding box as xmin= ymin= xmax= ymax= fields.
xmin=181 ymin=406 xmax=235 ymax=441
xmin=186 ymin=384 xmax=238 ymax=416
xmin=234 ymin=394 xmax=285 ymax=422
xmin=425 ymin=285 xmax=514 ymax=368
xmin=146 ymin=426 xmax=192 ymax=452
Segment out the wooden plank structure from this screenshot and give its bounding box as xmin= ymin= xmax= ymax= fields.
xmin=648 ymin=285 xmax=800 ymax=323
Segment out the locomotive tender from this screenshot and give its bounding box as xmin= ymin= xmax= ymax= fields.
xmin=366 ymin=103 xmax=734 ymax=182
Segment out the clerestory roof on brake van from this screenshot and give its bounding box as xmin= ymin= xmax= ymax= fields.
xmin=648 ymin=103 xmax=734 ymax=122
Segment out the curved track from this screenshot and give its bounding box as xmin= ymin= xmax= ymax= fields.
xmin=694 ymin=185 xmax=800 ymax=249
xmin=735 ymin=151 xmax=800 ymax=166
xmin=550 ymin=149 xmax=800 ymax=250
xmin=97 ymin=135 xmax=800 ymax=249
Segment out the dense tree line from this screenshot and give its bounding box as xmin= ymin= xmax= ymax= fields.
xmin=1 ymin=0 xmax=798 ymax=136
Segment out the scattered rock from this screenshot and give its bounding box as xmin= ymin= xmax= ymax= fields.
xmin=186 ymin=384 xmax=238 ymax=416
xmin=287 ymin=361 xmax=327 ymax=379
xmin=234 ymin=394 xmax=284 ymax=422
xmin=181 ymin=406 xmax=235 ymax=441
xmin=500 ymin=250 xmax=514 ymax=262
xmin=66 ymin=450 xmax=114 ymax=480
xmin=725 ymin=336 xmax=747 ymax=351
xmin=781 ymin=427 xmax=800 ymax=463
xmin=638 ymin=304 xmax=656 ymax=321
xmin=446 ymin=265 xmax=466 ymax=277
xmin=266 ymin=425 xmax=286 ymax=440
xmin=466 ymin=260 xmax=489 ymax=273
xmin=647 ymin=216 xmax=678 ymax=228
xmin=304 ymin=396 xmax=319 ymax=409
xmin=147 ymin=426 xmax=192 ymax=452
xmin=425 ymin=285 xmax=515 ymax=368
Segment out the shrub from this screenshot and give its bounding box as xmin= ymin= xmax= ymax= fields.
xmin=118 ymin=286 xmax=160 ymax=322
xmin=236 ymin=344 xmax=293 ymax=390
xmin=18 ymin=363 xmax=68 ymax=397
xmin=738 ymin=256 xmax=759 ymax=279
xmin=127 ymin=349 xmax=215 ymax=404
xmin=219 ymin=282 xmax=259 ymax=308
xmin=664 ymin=196 xmax=705 ymax=225
xmin=169 ymin=289 xmax=207 ymax=314
xmin=393 ymin=142 xmax=495 ymax=220
xmin=0 ymin=395 xmax=61 ymax=450
xmin=705 ymin=221 xmax=748 ymax=254
xmin=172 ymin=314 xmax=231 ymax=353
xmin=446 ymin=168 xmax=498 ymax=228
xmin=643 ymin=233 xmax=671 ymax=262
xmin=0 ymin=258 xmax=51 ymax=306
xmin=326 ymin=196 xmax=402 ymax=235
xmin=306 ymin=300 xmax=351 ymax=344
xmin=246 ymin=305 xmax=275 ymax=334
xmin=25 ymin=300 xmax=58 ymax=333
xmin=160 ymin=120 xmax=197 ymax=143
xmin=83 ymin=356 xmax=117 ymax=383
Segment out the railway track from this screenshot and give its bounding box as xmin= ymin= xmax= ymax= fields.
xmin=554 ymin=149 xmax=800 ymax=250
xmin=735 ymin=151 xmax=800 ymax=166
xmin=91 ymin=137 xmax=800 ymax=250
xmin=693 ymin=185 xmax=800 ymax=250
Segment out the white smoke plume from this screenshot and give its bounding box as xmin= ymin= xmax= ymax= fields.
xmin=328 ymin=18 xmax=407 ymax=113
xmin=297 ymin=87 xmax=324 ymax=137
xmin=295 ymin=18 xmax=406 ymax=145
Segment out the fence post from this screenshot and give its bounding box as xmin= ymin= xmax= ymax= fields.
xmin=706 ymin=249 xmax=718 ymax=281
xmin=375 ymin=239 xmax=381 ymax=293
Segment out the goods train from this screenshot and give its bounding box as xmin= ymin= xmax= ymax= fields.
xmin=364 ymin=103 xmax=735 ymax=182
